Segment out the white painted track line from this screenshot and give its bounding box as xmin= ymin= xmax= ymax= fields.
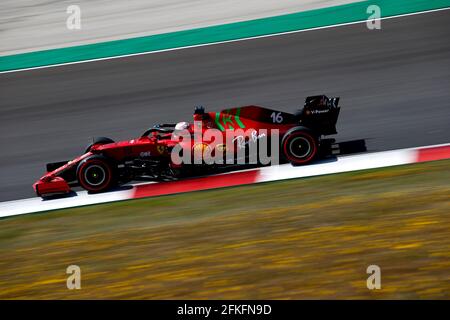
xmin=259 ymin=149 xmax=415 ymax=182
xmin=0 ymin=189 xmax=133 ymax=218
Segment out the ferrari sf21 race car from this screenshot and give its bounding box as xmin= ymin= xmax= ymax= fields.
xmin=33 ymin=95 xmax=341 ymax=198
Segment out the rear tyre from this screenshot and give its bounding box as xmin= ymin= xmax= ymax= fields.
xmin=77 ymin=155 xmax=116 ymax=193
xmin=281 ymin=127 xmax=318 ymax=165
xmin=85 ymin=137 xmax=115 ymax=153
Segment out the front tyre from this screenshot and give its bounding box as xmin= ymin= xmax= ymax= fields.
xmin=85 ymin=137 xmax=115 ymax=153
xmin=77 ymin=155 xmax=116 ymax=193
xmin=281 ymin=127 xmax=318 ymax=165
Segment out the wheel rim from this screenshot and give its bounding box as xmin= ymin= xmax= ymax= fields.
xmin=289 ymin=136 xmax=311 ymax=159
xmin=84 ymin=164 xmax=106 ymax=186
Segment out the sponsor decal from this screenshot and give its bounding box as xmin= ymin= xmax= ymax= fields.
xmin=233 ymin=130 xmax=267 ymax=149
xmin=192 ymin=142 xmax=211 ymax=154
xmin=140 ymin=151 xmax=151 ymax=157
xmin=171 ymin=126 xmax=278 ymax=166
xmin=216 ymin=144 xmax=227 ymax=152
xmin=215 ymin=108 xmax=246 ymax=131
xmin=306 ymin=109 xmax=330 ymax=115
xmin=157 ymin=145 xmax=166 ymax=154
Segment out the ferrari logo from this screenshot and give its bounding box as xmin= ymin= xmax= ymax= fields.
xmin=157 ymin=145 xmax=166 ymax=154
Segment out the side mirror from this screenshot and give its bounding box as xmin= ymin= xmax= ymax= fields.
xmin=194 ymin=106 xmax=205 ymax=114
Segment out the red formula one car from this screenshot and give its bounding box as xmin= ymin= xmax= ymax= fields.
xmin=33 ymin=95 xmax=340 ymax=197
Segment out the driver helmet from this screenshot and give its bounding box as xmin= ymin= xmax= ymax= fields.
xmin=175 ymin=121 xmax=189 ymax=131
xmin=172 ymin=121 xmax=190 ymax=139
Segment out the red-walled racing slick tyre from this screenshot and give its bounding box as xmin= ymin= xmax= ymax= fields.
xmin=282 ymin=127 xmax=318 ymax=165
xmin=85 ymin=137 xmax=115 ymax=153
xmin=77 ymin=155 xmax=116 ymax=193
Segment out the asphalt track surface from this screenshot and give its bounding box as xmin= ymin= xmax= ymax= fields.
xmin=1 ymin=10 xmax=450 ymax=202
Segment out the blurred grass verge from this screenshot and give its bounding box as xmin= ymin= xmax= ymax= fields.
xmin=0 ymin=160 xmax=449 ymax=299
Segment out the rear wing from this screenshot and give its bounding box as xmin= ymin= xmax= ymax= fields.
xmin=297 ymin=95 xmax=341 ymax=135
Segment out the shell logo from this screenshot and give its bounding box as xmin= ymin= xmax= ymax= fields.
xmin=215 ymin=144 xmax=227 ymax=152
xmin=192 ymin=142 xmax=211 ymax=155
